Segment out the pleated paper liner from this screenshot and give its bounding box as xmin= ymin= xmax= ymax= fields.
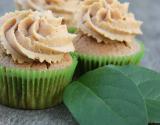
xmin=0 ymin=56 xmax=77 ymax=109
xmin=75 ymin=42 xmax=144 ymax=75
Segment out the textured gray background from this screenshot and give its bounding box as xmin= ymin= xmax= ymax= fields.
xmin=0 ymin=0 xmax=160 ymax=125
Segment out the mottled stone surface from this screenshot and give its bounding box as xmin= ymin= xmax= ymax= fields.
xmin=0 ymin=0 xmax=160 ymax=125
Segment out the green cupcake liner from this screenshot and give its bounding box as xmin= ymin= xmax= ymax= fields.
xmin=75 ymin=42 xmax=144 ymax=75
xmin=0 ymin=56 xmax=77 ymax=109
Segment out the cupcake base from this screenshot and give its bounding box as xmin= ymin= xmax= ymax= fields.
xmin=0 ymin=54 xmax=77 ymax=109
xmin=74 ymin=35 xmax=144 ymax=75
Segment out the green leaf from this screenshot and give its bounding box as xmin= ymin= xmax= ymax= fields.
xmin=108 ymin=65 xmax=160 ymax=86
xmin=68 ymin=27 xmax=77 ymax=34
xmin=64 ymin=67 xmax=148 ymax=125
xmin=146 ymin=99 xmax=160 ymax=122
xmin=108 ymin=65 xmax=160 ymax=123
xmin=138 ymin=79 xmax=160 ymax=122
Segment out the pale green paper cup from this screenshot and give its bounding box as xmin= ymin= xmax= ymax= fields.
xmin=75 ymin=42 xmax=144 ymax=74
xmin=0 ymin=56 xmax=77 ymax=109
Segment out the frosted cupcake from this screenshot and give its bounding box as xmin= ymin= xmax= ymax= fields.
xmin=74 ymin=0 xmax=144 ymax=74
xmin=15 ymin=0 xmax=81 ymax=29
xmin=0 ymin=10 xmax=77 ymax=109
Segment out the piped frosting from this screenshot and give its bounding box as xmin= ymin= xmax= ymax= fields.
xmin=78 ymin=0 xmax=142 ymax=43
xmin=15 ymin=0 xmax=81 ymax=26
xmin=0 ymin=10 xmax=76 ymax=64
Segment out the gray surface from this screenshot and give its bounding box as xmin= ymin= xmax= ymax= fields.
xmin=0 ymin=0 xmax=160 ymax=125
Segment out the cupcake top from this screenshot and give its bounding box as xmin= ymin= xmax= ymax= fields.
xmin=0 ymin=10 xmax=76 ymax=64
xmin=78 ymin=0 xmax=142 ymax=43
xmin=15 ymin=0 xmax=81 ymax=27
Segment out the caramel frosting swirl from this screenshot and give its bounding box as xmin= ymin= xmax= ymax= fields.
xmin=78 ymin=0 xmax=143 ymax=43
xmin=0 ymin=10 xmax=76 ymax=64
xmin=15 ymin=0 xmax=81 ymax=26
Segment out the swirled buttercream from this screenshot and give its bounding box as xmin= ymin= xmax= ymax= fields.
xmin=0 ymin=10 xmax=76 ymax=64
xmin=15 ymin=0 xmax=81 ymax=26
xmin=78 ymin=0 xmax=142 ymax=43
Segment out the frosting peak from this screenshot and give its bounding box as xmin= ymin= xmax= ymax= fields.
xmin=0 ymin=10 xmax=76 ymax=64
xmin=78 ymin=0 xmax=142 ymax=43
xmin=15 ymin=0 xmax=81 ymax=26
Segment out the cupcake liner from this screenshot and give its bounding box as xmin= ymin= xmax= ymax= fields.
xmin=0 ymin=56 xmax=77 ymax=109
xmin=75 ymin=42 xmax=144 ymax=75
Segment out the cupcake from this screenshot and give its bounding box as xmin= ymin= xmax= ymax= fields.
xmin=74 ymin=0 xmax=144 ymax=74
xmin=15 ymin=0 xmax=81 ymax=29
xmin=0 ymin=10 xmax=77 ymax=109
